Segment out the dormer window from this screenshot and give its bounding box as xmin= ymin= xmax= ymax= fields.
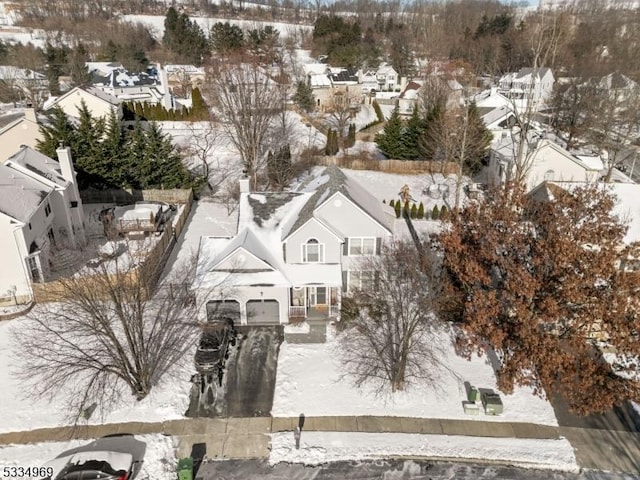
xmin=303 ymin=238 xmax=324 ymax=263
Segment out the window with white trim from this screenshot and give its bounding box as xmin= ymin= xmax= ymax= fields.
xmin=348 ymin=237 xmax=376 ymax=256
xmin=303 ymin=238 xmax=324 ymax=263
xmin=348 ymin=270 xmax=374 ymax=292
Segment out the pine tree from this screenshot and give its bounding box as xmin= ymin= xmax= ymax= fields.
xmin=325 ymin=129 xmax=333 ymax=156
xmin=403 ymin=200 xmax=410 ymax=218
xmin=375 ymin=105 xmax=405 ymax=159
xmin=372 ymin=100 xmax=384 ymax=122
xmin=410 ymin=203 xmax=417 ymax=219
xmin=417 ymin=202 xmax=424 ymax=219
xmin=293 ymin=81 xmax=315 ymax=113
xmin=402 ymin=104 xmax=426 ymax=160
xmin=394 ymin=201 xmax=401 ymax=218
xmin=345 ymin=123 xmax=356 ymax=148
xmin=440 ymin=205 xmax=448 ymax=220
xmin=191 ymin=87 xmax=209 ymax=120
xmin=431 ymin=205 xmax=440 ymax=220
xmin=37 ymin=107 xmax=75 ymax=159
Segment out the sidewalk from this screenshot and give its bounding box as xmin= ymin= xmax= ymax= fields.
xmin=1 ymin=416 xmax=638 ymax=474
xmin=0 ymin=416 xmax=560 ymax=458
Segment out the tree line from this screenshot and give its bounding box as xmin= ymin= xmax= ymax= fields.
xmin=37 ymin=103 xmax=200 ymax=191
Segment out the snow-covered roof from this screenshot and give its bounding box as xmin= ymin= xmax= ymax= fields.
xmin=0 ymin=163 xmax=53 ymax=222
xmin=598 ymin=72 xmax=639 ymax=91
xmin=165 ymin=64 xmax=205 ymax=74
xmin=287 ymin=165 xmax=394 ymax=239
xmin=575 ymin=154 xmax=605 ymax=171
xmin=113 ymin=203 xmax=161 ymax=222
xmin=5 ymin=146 xmax=67 ymax=187
xmin=309 ymin=74 xmax=332 ymax=88
xmin=0 ymin=65 xmax=46 ymax=81
xmin=46 ymin=86 xmax=122 ymax=112
xmin=480 ymin=105 xmax=514 ymax=127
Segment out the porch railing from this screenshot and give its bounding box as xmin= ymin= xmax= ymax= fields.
xmin=329 ymin=305 xmax=340 ymax=317
xmin=289 ymin=306 xmax=306 ymax=318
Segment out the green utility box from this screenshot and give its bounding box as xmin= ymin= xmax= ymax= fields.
xmin=464 ymin=381 xmax=478 ymax=402
xmin=482 ymin=391 xmax=504 ymax=415
xmin=177 ymin=457 xmax=193 ymax=480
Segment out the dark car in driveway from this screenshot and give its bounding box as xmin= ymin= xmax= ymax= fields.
xmin=40 ymin=435 xmax=146 ymax=480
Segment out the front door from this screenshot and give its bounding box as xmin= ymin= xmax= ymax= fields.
xmin=308 ymin=287 xmax=317 ymax=306
xmin=316 ymin=287 xmax=327 ymax=305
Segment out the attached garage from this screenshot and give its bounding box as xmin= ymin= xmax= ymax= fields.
xmin=246 ymin=299 xmax=280 ymax=324
xmin=206 ymin=300 xmax=240 ymax=323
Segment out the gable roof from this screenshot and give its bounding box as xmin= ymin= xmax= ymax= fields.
xmin=45 ymin=86 xmax=121 ymax=112
xmin=0 ymin=163 xmax=53 ymax=222
xmin=284 ymin=166 xmax=393 ymax=239
xmin=516 ymin=67 xmax=553 ymax=81
xmin=5 ymin=146 xmax=68 ymax=188
xmin=211 ymin=228 xmax=278 ymax=271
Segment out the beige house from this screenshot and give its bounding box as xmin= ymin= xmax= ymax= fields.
xmin=0 ymin=109 xmax=42 ymax=161
xmin=45 ymin=86 xmax=122 ymax=120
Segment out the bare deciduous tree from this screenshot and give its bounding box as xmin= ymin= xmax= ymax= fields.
xmin=185 ymin=121 xmax=231 ymax=194
xmin=326 ymin=89 xmax=359 ymax=148
xmin=204 ymin=53 xmax=286 ymax=189
xmin=339 ymin=241 xmax=451 ymax=393
xmin=13 ymin=251 xmax=223 ymax=423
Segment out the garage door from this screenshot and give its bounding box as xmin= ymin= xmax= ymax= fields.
xmin=246 ymin=299 xmax=280 ymax=324
xmin=206 ymin=300 xmax=240 ymax=323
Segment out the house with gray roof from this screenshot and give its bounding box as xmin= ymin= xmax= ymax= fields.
xmin=195 ymin=166 xmax=395 ymax=326
xmin=0 ymin=146 xmax=85 ymax=306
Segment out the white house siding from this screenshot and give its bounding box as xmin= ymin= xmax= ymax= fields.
xmin=0 ymin=118 xmax=42 ymax=162
xmin=285 ymin=218 xmax=341 ymax=264
xmin=215 ymin=247 xmax=274 ymax=271
xmin=525 ymin=144 xmax=599 ymax=192
xmin=0 ymin=215 xmax=32 ymax=305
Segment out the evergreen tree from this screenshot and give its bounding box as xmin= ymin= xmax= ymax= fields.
xmin=37 ymin=107 xmax=75 ymax=159
xmin=410 ymin=203 xmax=417 ymax=219
xmin=403 ymin=200 xmax=410 ymax=218
xmin=293 ymin=81 xmax=315 ymax=112
xmin=440 ymin=205 xmax=448 ymax=220
xmin=372 ymin=100 xmax=384 ymax=122
xmin=418 ymin=104 xmax=444 ymax=161
xmin=417 ymin=202 xmax=424 ymax=219
xmin=345 ymin=123 xmax=356 ymax=148
xmin=431 ymin=205 xmax=440 ymax=220
xmin=394 ymin=201 xmax=401 ymax=218
xmin=375 ymin=105 xmax=405 ymax=159
xmin=402 ymin=104 xmax=426 ymax=160
xmin=190 ymin=87 xmax=209 ymax=120
xmin=210 ymin=22 xmax=245 ymax=55
xmin=389 ymin=199 xmax=395 ymax=208
xmin=102 ymin=111 xmax=128 ymax=187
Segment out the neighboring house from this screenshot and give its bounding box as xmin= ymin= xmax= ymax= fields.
xmin=196 ymin=166 xmax=395 ymax=326
xmin=474 ymin=86 xmax=516 ymax=111
xmin=0 ymin=65 xmax=48 ymax=107
xmin=357 ymin=69 xmax=378 ymax=94
xmin=0 ymin=146 xmax=85 ymax=306
xmin=164 ymin=64 xmax=206 ymax=97
xmin=398 ymin=76 xmax=464 ymax=116
xmin=376 ymin=64 xmax=400 ymax=91
xmin=478 ymin=105 xmax=517 ymax=137
xmin=0 ymin=108 xmax=42 ymax=161
xmin=597 ymin=72 xmax=639 ymax=103
xmin=489 ymin=134 xmax=603 ymax=192
xmin=44 ymin=86 xmax=123 ymax=120
xmin=497 ymin=67 xmax=555 ymax=113
xmin=88 ymin=63 xmax=173 ymax=110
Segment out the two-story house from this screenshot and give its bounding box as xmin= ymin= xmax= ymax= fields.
xmin=0 ymin=146 xmax=85 ymax=306
xmin=195 ymin=166 xmax=395 ymax=325
xmin=45 ymin=86 xmax=123 ymax=120
xmin=497 ymin=67 xmax=555 ymax=113
xmin=488 ymin=133 xmax=603 ymax=192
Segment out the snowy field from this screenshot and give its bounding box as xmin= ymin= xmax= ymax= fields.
xmin=123 ymin=14 xmax=312 ymax=41
xmin=272 ymin=327 xmax=559 ymax=426
xmin=270 ymin=432 xmax=578 ymax=472
xmin=0 ymin=434 xmax=176 ymax=480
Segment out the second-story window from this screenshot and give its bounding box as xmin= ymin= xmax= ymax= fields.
xmin=303 ymin=238 xmax=324 ymax=263
xmin=44 ymin=202 xmax=51 ymax=217
xmin=349 ymin=237 xmax=376 ymax=256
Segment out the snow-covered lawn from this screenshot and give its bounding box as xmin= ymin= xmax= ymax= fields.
xmin=270 ymin=432 xmax=578 ymax=472
xmin=0 ymin=201 xmax=237 ymax=434
xmin=272 ymin=328 xmax=559 ymax=426
xmin=0 ymin=434 xmax=176 ymax=480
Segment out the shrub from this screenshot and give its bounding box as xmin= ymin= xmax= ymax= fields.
xmin=431 ymin=205 xmax=440 ymax=220
xmin=372 ymin=100 xmax=384 ymax=122
xmin=394 ymin=201 xmax=401 ymax=218
xmin=389 ymin=199 xmax=395 ymax=208
xmin=340 ymin=296 xmax=360 ymax=324
xmin=403 ymin=200 xmax=410 ymax=219
xmin=410 ymin=203 xmax=417 ymax=219
xmin=417 ymin=202 xmax=424 ymax=219
xmin=440 ymin=205 xmax=448 ymax=220
xmin=382 ymin=199 xmax=386 ymax=204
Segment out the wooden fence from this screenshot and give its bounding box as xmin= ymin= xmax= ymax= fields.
xmin=33 ymin=194 xmax=193 ymax=303
xmin=318 ymin=156 xmax=459 ymax=175
xmin=80 ymin=188 xmax=193 ymax=205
